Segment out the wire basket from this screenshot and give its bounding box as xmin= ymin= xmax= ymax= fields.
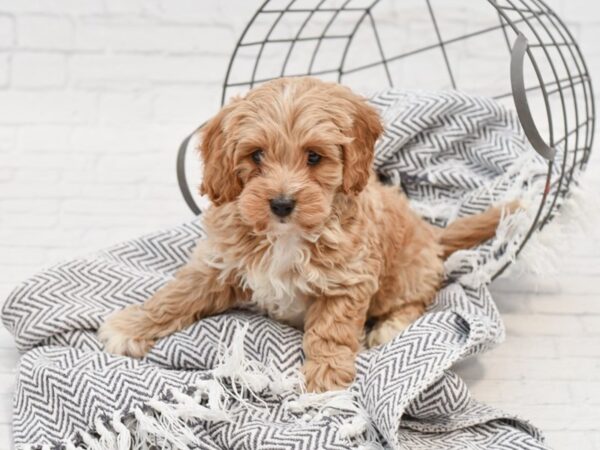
xmin=177 ymin=0 xmax=595 ymax=279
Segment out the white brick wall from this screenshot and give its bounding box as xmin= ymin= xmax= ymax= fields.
xmin=0 ymin=0 xmax=260 ymax=300
xmin=0 ymin=1 xmax=599 ymax=448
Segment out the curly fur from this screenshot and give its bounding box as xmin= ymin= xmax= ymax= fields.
xmin=99 ymin=77 xmax=515 ymax=393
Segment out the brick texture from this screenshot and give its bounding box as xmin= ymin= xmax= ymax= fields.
xmin=0 ymin=1 xmax=599 ymax=449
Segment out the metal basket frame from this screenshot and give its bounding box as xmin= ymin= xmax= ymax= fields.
xmin=177 ymin=0 xmax=595 ymax=279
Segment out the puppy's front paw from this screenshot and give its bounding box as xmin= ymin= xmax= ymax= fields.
xmin=302 ymin=358 xmax=355 ymax=393
xmin=98 ymin=305 xmax=156 ymax=358
xmin=366 ymin=316 xmax=411 ymax=348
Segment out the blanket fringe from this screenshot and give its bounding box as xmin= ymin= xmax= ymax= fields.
xmin=513 ymin=180 xmax=599 ymax=279
xmin=29 ymin=324 xmax=374 ymax=450
xmin=287 ymin=390 xmax=379 ymax=444
xmin=443 ymin=150 xmax=595 ymax=286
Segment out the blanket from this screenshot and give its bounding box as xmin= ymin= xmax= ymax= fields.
xmin=2 ymin=89 xmax=555 ymax=449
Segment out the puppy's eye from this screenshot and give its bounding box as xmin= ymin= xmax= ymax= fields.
xmin=307 ymin=150 xmax=322 ymax=166
xmin=251 ymin=149 xmax=264 ymax=165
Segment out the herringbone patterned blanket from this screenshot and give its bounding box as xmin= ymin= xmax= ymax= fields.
xmin=2 ymin=90 xmax=556 ymax=449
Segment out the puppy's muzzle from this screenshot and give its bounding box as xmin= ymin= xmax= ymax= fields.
xmin=270 ymin=196 xmax=296 ymax=218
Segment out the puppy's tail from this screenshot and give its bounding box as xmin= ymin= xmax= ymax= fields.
xmin=439 ymin=201 xmax=520 ymax=259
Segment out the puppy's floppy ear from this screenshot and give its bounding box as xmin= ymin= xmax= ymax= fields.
xmin=340 ymin=94 xmax=383 ymax=194
xmin=199 ymin=99 xmax=243 ymax=206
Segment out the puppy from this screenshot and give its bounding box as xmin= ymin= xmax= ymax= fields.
xmin=99 ymin=77 xmax=515 ymax=392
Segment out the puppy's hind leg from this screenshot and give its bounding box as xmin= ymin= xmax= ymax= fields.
xmin=366 ymin=302 xmax=426 ymax=348
xmin=98 ymin=249 xmax=242 ymax=357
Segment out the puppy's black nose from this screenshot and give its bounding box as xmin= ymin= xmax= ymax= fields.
xmin=270 ymin=196 xmax=296 ymax=217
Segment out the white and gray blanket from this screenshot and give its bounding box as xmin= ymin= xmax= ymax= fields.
xmin=2 ymin=90 xmax=557 ymax=449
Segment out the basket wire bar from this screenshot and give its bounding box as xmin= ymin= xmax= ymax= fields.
xmin=498 ymin=5 xmax=562 ymax=244
xmin=539 ymin=1 xmax=595 ymax=175
xmin=279 ymin=0 xmax=328 ymax=77
xmin=365 ymin=12 xmax=392 ymax=86
xmin=336 ymin=9 xmax=372 ymax=83
xmin=223 ymin=11 xmax=562 ymax=89
xmin=309 ymin=0 xmax=354 ymax=76
xmin=531 ymin=0 xmax=590 ymax=224
xmin=425 ymin=0 xmax=456 ymax=89
xmin=505 ymin=1 xmax=571 ymax=224
xmin=179 ymin=0 xmax=595 ymax=280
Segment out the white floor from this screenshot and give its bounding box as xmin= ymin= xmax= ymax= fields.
xmin=0 ymin=171 xmax=599 ymax=449
xmin=457 ymin=161 xmax=600 ymax=449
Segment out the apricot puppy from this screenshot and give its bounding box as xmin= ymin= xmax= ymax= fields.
xmin=99 ymin=77 xmax=513 ymax=392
